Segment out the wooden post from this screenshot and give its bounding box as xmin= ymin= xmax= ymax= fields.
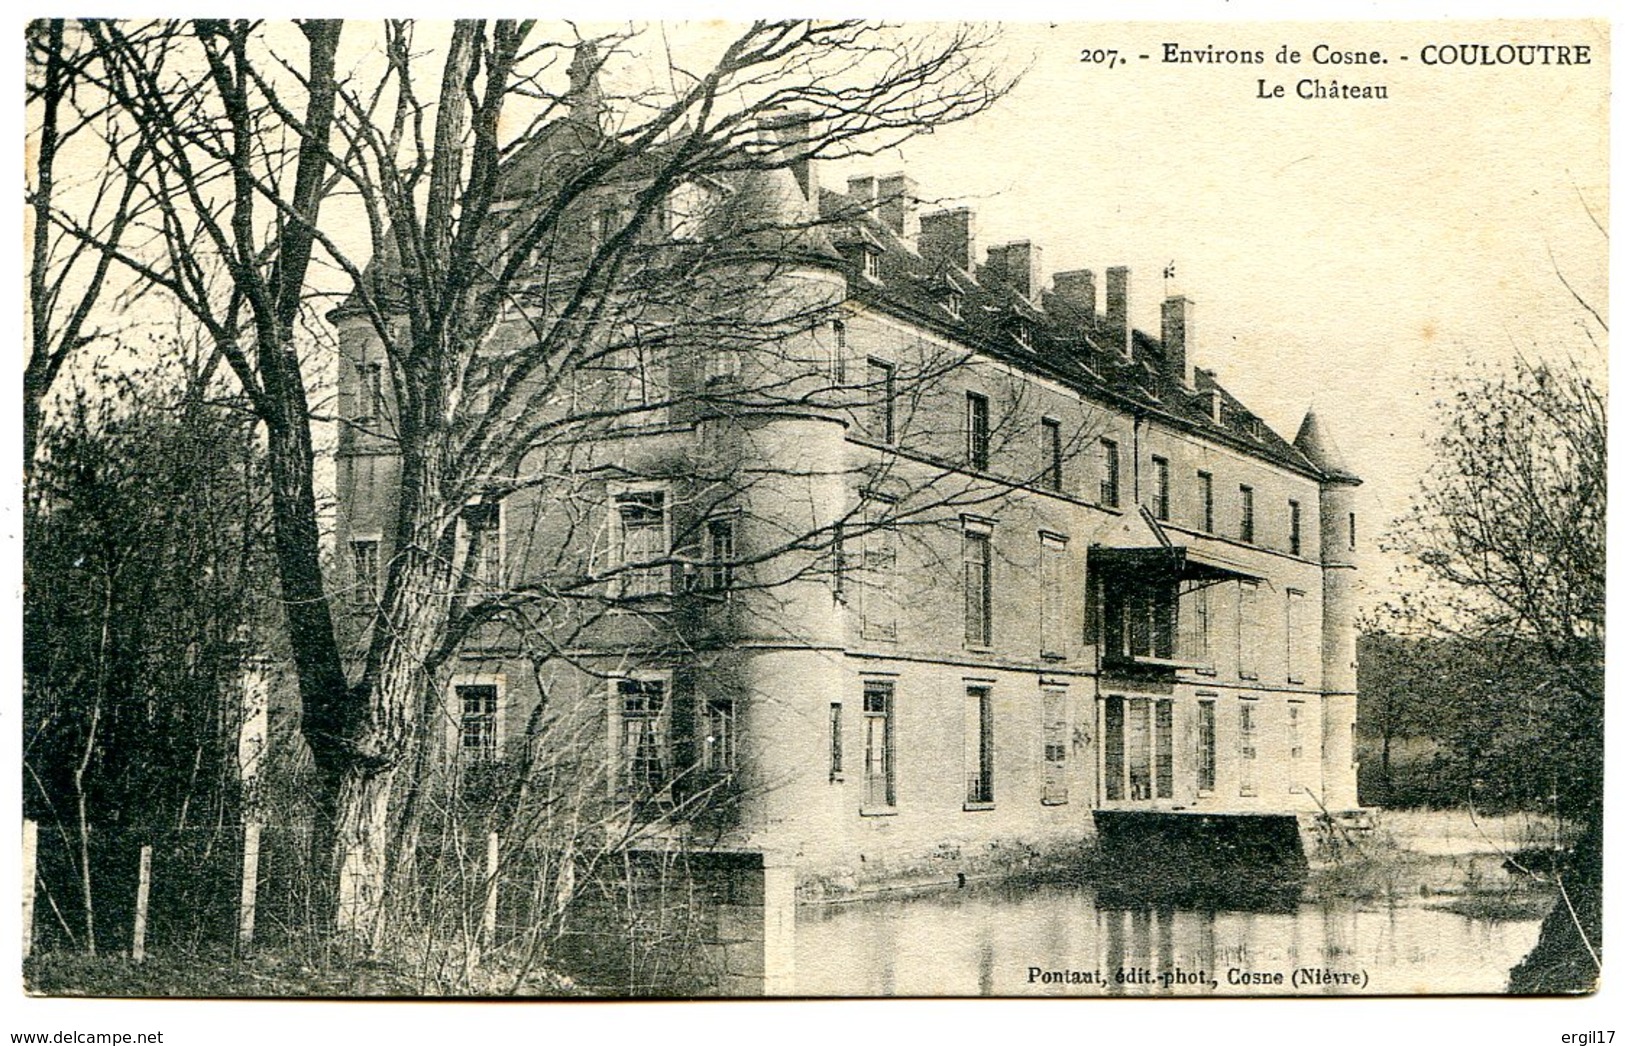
xmin=132 ymin=845 xmax=152 ymax=963
xmin=238 ymin=821 xmax=261 ymax=951
xmin=482 ymin=831 xmax=500 ymax=944
xmin=22 ymin=820 xmax=38 ymax=960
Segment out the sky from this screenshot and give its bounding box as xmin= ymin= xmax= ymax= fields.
xmin=816 ymin=19 xmax=1609 ymax=613
xmin=5 ymin=7 xmax=1618 ymax=1044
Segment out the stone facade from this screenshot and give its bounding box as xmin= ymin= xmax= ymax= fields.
xmin=332 ymin=118 xmax=1362 ymax=896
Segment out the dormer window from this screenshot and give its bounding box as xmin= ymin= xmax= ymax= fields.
xmin=944 ymin=290 xmax=963 ymax=320
xmin=1012 ymin=320 xmax=1032 ymax=350
xmin=861 ymin=246 xmax=880 ymax=282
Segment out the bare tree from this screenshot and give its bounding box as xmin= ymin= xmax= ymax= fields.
xmin=41 ymin=18 xmax=1018 ymax=946
xmin=1385 ymin=279 xmax=1604 ymax=989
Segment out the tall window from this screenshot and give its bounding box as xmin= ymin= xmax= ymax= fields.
xmin=1349 ymin=512 xmax=1358 ymax=551
xmin=1152 ymin=456 xmax=1170 ymax=521
xmin=462 ymin=501 xmax=503 ymax=591
xmin=1286 ymin=588 xmax=1306 ymax=684
xmin=699 ymin=698 xmax=735 ymax=776
xmin=616 ymin=491 xmax=667 ymax=597
xmin=965 ymin=392 xmax=990 ymax=470
xmin=1289 ymin=500 xmax=1303 ymax=556
xmin=458 ymin=683 xmax=499 ymax=763
xmin=862 ymin=680 xmax=895 ymax=809
xmin=1104 ymin=696 xmax=1124 ymax=801
xmin=1287 ymin=700 xmax=1305 ymax=793
xmin=1155 ymin=698 xmax=1174 ymax=800
xmin=1039 ymin=533 xmax=1068 ymax=659
xmin=1197 ymin=471 xmax=1214 ymax=533
xmin=359 ymin=361 xmax=384 ymax=421
xmin=964 ymin=686 xmax=994 ymax=805
xmin=1181 ymin=583 xmax=1213 ymax=672
xmin=868 ymin=358 xmax=895 ymax=444
xmin=963 ymin=524 xmax=993 ymax=648
xmin=1237 ymin=580 xmax=1260 ymax=680
xmin=1239 ymin=484 xmax=1255 ymax=544
xmin=1099 ymin=438 xmax=1120 ymax=508
xmin=704 ymin=517 xmax=735 ymax=593
xmin=1127 ymin=697 xmax=1152 ymax=800
xmin=617 ymin=678 xmax=668 ymax=796
xmin=1041 ymin=689 xmax=1068 ymax=805
xmin=829 ymin=703 xmax=844 ymax=781
xmin=1041 ymin=417 xmax=1063 ymax=492
xmin=859 ymin=499 xmax=898 ymax=641
xmin=1238 ymin=698 xmax=1258 ymax=797
xmin=350 ymin=537 xmax=380 ymax=605
xmin=830 ymin=320 xmax=847 ymax=384
xmin=1197 ymin=697 xmax=1217 ymax=794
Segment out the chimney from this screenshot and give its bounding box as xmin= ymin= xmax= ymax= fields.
xmin=760 ymin=111 xmax=819 ymax=203
xmin=846 ymin=175 xmax=877 ymax=208
xmin=1052 ymin=269 xmax=1096 ymax=322
xmin=1105 ymin=266 xmax=1132 ymax=357
xmin=919 ymin=208 xmax=976 ymax=274
xmin=984 ymin=241 xmax=1044 ymax=303
xmin=875 ymin=173 xmax=919 ymax=247
xmin=1161 ymin=295 xmax=1195 ymax=388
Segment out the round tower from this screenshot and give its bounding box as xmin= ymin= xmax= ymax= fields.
xmin=1294 ymin=409 xmax=1362 ymax=810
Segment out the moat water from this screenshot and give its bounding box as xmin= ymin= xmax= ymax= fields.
xmin=790 ymin=880 xmax=1547 ymax=996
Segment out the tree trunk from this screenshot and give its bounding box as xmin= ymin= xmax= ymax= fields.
xmin=323 ymin=763 xmax=398 ymax=949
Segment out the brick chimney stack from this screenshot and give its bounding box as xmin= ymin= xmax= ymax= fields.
xmin=875 ymin=173 xmax=919 ymax=248
xmin=1052 ymin=270 xmax=1096 ymax=322
xmin=919 ymin=208 xmax=977 ymax=274
xmin=984 ymin=241 xmax=1044 ymax=304
xmin=1161 ymin=295 xmax=1195 ymax=388
xmin=1106 ymin=266 xmax=1132 ymax=357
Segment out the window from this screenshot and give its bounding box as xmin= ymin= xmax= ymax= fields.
xmin=1041 ymin=417 xmax=1063 ymax=492
xmin=462 ymin=500 xmax=503 ymax=591
xmin=1239 ymin=484 xmax=1255 ymax=544
xmin=1238 ymin=698 xmax=1258 ymax=796
xmin=1288 ymin=700 xmax=1305 ymax=793
xmin=1012 ymin=320 xmax=1032 ymax=350
xmin=358 ymin=361 xmax=384 ymax=421
xmin=861 ymin=247 xmax=880 ymax=281
xmin=1104 ymin=696 xmax=1125 ymax=801
xmin=1286 ymin=589 xmax=1307 ymax=684
xmin=862 ymin=680 xmax=895 ymax=809
xmin=350 ymin=537 xmax=380 ymax=605
xmin=616 ymin=491 xmax=667 ymax=597
xmin=1197 ymin=697 xmax=1217 ymax=794
xmin=1127 ymin=697 xmax=1152 ymax=800
xmin=868 ymin=358 xmax=895 ymax=444
xmin=963 ymin=523 xmax=993 ymax=648
xmin=1151 ymin=456 xmax=1170 ymax=521
xmin=704 ymin=517 xmax=735 ymax=594
xmin=457 ymin=683 xmax=500 ymax=763
xmin=1041 ymin=689 xmax=1068 ymax=805
xmin=1155 ymin=698 xmax=1174 ymax=800
xmin=1180 ymin=583 xmax=1213 ymax=672
xmin=1197 ymin=471 xmax=1214 ymax=533
xmin=859 ymin=498 xmax=898 ymax=641
xmin=592 ymin=205 xmax=619 ymax=247
xmin=1104 ymin=577 xmax=1176 ymax=664
xmin=965 ymin=392 xmax=990 ymax=470
xmin=617 ymin=678 xmax=668 ymax=796
xmin=1349 ymin=511 xmax=1358 ymax=551
xmin=829 ymin=703 xmax=844 ymax=781
xmin=944 ymin=290 xmax=963 ymax=319
xmin=1099 ymin=438 xmax=1120 ymax=507
xmin=830 ymin=321 xmax=847 ymax=384
xmin=1039 ymin=534 xmax=1068 ymax=659
xmin=1289 ymin=500 xmax=1303 ymax=556
xmin=964 ymin=686 xmax=994 ymax=805
xmin=699 ymin=698 xmax=735 ymax=776
xmin=1237 ymin=580 xmax=1260 ymax=680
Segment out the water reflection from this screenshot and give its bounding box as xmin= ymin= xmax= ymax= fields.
xmin=792 ymin=881 xmax=1545 ymax=996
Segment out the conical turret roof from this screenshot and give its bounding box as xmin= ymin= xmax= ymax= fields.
xmin=1294 ymin=408 xmax=1361 ymax=484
